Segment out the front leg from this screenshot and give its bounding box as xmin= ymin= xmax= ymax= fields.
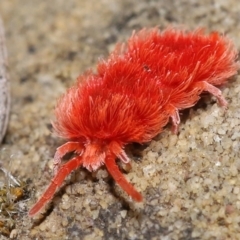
xmin=53 ymin=142 xmax=83 ymax=175
xmin=105 ymin=152 xmax=142 ymax=202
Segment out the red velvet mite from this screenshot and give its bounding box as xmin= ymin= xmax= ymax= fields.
xmin=29 ymin=27 xmax=239 ymax=217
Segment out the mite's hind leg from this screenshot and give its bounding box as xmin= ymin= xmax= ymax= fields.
xmin=193 ymin=81 xmax=228 ymax=108
xmin=53 ymin=142 xmax=83 ymax=175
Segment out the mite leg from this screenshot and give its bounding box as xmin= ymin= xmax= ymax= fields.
xmin=193 ymin=81 xmax=228 ymax=108
xmin=167 ymin=104 xmax=181 ymax=134
xmin=117 ymin=150 xmax=131 ymax=164
xmin=105 ymin=152 xmax=142 ymax=202
xmin=109 ymin=141 xmax=131 ymax=164
xmin=29 ymin=156 xmax=82 ymax=217
xmin=53 ymin=142 xmax=83 ymax=175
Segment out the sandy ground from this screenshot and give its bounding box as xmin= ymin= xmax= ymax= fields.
xmin=0 ymin=0 xmax=240 ymax=239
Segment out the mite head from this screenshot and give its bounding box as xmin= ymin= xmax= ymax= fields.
xmin=81 ymin=140 xmax=106 ymax=171
xmin=79 ymin=140 xmax=130 ymax=172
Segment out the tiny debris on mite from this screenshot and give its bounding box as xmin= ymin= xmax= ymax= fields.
xmin=29 ymin=27 xmax=239 ymax=217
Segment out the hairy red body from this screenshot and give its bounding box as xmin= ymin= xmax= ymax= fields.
xmin=29 ymin=28 xmax=239 ymax=217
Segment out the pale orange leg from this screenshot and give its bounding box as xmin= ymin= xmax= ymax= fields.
xmin=168 ymin=104 xmax=181 ymax=134
xmin=105 ymin=152 xmax=142 ymax=202
xmin=193 ymin=81 xmax=228 ymax=107
xmin=109 ymin=141 xmax=130 ymax=164
xmin=53 ymin=142 xmax=83 ymax=175
xmin=29 ymin=156 xmax=82 ymax=217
